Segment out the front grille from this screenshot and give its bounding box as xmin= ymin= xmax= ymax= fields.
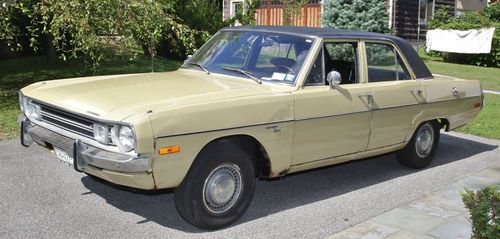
xmin=38 ymin=103 xmax=94 ymax=138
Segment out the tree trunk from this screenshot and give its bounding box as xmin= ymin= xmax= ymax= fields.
xmin=45 ymin=34 xmax=57 ymax=64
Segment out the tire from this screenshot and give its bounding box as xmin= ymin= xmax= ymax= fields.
xmin=396 ymin=121 xmax=441 ymax=169
xmin=174 ymin=142 xmax=256 ymax=230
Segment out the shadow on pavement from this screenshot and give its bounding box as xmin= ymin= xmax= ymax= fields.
xmin=81 ymin=133 xmax=497 ymax=233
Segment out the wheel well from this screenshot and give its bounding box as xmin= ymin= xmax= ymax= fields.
xmin=437 ymin=118 xmax=450 ymax=131
xmin=200 ymin=135 xmax=271 ymax=178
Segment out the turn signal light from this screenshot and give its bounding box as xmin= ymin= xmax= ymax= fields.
xmin=159 ymin=145 xmax=180 ymax=155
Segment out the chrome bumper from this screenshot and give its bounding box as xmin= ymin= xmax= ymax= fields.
xmin=20 ymin=116 xmax=150 ymax=173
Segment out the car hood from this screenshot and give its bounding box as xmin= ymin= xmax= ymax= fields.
xmin=22 ymin=69 xmax=287 ymax=121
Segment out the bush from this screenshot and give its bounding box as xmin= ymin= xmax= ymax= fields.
xmin=321 ymin=0 xmax=390 ymax=33
xmin=428 ymin=5 xmax=500 ymax=67
xmin=461 ymin=185 xmax=499 ymax=239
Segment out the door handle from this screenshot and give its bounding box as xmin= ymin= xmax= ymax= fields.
xmin=359 ymin=93 xmax=373 ymax=106
xmin=411 ymin=89 xmax=423 ymax=95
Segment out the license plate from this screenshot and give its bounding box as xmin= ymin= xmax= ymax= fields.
xmin=54 ymin=147 xmax=73 ymax=166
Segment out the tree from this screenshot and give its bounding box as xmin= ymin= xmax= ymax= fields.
xmin=0 ymin=0 xmax=206 ymax=69
xmin=321 ymin=0 xmax=390 ymax=33
xmin=282 ymin=0 xmax=308 ymax=26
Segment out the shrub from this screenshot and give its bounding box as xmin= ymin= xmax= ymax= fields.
xmin=461 ymin=185 xmax=499 ymax=239
xmin=322 ymin=0 xmax=390 ymax=33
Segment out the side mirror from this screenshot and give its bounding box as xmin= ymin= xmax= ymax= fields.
xmin=184 ymin=54 xmax=193 ymax=64
xmin=326 ymin=70 xmax=342 ymax=89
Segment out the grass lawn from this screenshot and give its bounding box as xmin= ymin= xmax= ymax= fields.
xmin=0 ymin=55 xmax=182 ymax=140
xmin=456 ymin=94 xmax=500 ymax=139
xmin=425 ymin=60 xmax=500 ymax=92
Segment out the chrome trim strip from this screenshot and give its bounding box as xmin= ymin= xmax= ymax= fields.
xmin=295 ymin=109 xmax=371 ymax=121
xmin=157 ymin=119 xmax=294 ymax=139
xmin=156 ymin=95 xmax=480 ymax=139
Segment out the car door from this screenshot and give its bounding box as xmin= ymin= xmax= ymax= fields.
xmin=291 ymin=40 xmax=372 ymax=165
xmin=363 ymin=41 xmax=425 ymax=149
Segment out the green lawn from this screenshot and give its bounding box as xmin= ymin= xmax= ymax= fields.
xmin=425 ymin=60 xmax=500 ymax=92
xmin=0 ymin=55 xmax=182 ymax=140
xmin=456 ymin=94 xmax=500 ymax=139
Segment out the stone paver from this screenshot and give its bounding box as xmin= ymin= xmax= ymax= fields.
xmin=371 ymin=208 xmax=446 ymax=234
xmin=326 ymin=161 xmax=500 ymax=239
xmin=427 ymin=216 xmax=471 ymax=239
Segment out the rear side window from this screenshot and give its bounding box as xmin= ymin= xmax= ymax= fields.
xmin=366 ymin=43 xmax=411 ymax=82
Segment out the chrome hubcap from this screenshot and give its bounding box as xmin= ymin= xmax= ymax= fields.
xmin=203 ymin=163 xmax=243 ymax=214
xmin=416 ymin=123 xmax=434 ymax=157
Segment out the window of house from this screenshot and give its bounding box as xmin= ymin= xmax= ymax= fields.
xmin=230 ymin=0 xmax=244 ymax=18
xmin=365 ymin=42 xmax=411 ymax=82
xmin=419 ymin=0 xmax=434 ymax=25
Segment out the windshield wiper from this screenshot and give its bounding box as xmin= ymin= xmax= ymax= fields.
xmin=221 ymin=67 xmax=262 ymax=84
xmin=189 ymin=62 xmax=210 ymax=75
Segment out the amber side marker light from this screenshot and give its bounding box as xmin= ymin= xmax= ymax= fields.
xmin=159 ymin=145 xmax=180 ymax=155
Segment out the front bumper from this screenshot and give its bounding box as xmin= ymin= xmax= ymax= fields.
xmin=20 ymin=116 xmax=155 ymax=189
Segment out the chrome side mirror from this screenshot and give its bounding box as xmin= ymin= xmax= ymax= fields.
xmin=326 ymin=70 xmax=342 ymax=89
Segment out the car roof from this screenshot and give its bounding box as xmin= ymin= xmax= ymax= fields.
xmin=222 ymin=26 xmax=433 ymax=79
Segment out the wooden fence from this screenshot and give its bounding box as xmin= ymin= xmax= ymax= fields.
xmin=255 ymin=1 xmax=321 ymax=27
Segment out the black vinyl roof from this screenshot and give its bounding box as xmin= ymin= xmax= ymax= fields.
xmin=222 ymin=26 xmax=433 ymax=79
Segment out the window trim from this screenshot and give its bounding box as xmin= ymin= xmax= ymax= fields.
xmin=361 ymin=40 xmax=416 ymax=83
xmin=302 ymin=38 xmax=362 ymax=87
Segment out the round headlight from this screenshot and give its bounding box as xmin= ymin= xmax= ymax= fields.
xmin=117 ymin=126 xmax=135 ymax=152
xmin=93 ymin=124 xmax=109 ymax=144
xmin=26 ymin=100 xmax=41 ymax=120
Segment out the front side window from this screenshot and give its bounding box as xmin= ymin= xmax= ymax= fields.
xmin=305 ymin=41 xmax=359 ymax=85
xmin=366 ymin=42 xmax=411 ymax=82
xmin=183 ymin=31 xmax=314 ymax=85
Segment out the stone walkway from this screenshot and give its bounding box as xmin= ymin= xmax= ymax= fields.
xmin=327 ymin=162 xmax=500 ymax=239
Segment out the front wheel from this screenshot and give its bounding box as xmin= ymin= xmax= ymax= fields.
xmin=174 ymin=142 xmax=255 ymax=230
xmin=396 ymin=121 xmax=440 ymax=169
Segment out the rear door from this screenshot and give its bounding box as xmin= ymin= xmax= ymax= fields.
xmin=363 ymin=41 xmax=425 ymax=149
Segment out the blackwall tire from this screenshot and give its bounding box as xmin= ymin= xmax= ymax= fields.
xmin=174 ymin=142 xmax=255 ymax=230
xmin=396 ymin=121 xmax=441 ymax=169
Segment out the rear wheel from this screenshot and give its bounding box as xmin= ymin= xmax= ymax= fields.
xmin=174 ymin=142 xmax=255 ymax=230
xmin=396 ymin=121 xmax=440 ymax=169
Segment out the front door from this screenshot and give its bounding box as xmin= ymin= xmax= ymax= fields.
xmin=291 ymin=41 xmax=372 ymax=165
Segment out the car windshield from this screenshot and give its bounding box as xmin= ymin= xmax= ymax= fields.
xmin=182 ymin=31 xmax=315 ymax=85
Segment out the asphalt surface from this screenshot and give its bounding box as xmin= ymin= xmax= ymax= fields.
xmin=1 ymin=132 xmax=499 ymax=239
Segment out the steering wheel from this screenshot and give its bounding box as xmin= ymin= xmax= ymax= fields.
xmin=274 ymin=65 xmax=296 ymax=76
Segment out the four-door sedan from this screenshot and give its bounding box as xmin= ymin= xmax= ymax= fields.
xmin=18 ymin=26 xmax=483 ymax=229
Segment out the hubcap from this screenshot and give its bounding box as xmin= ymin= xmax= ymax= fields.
xmin=203 ymin=163 xmax=243 ymax=214
xmin=415 ymin=123 xmax=434 ymax=157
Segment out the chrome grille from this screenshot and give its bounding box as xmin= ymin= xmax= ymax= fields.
xmin=38 ymin=103 xmax=94 ymax=138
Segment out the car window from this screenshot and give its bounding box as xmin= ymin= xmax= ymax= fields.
xmin=305 ymin=50 xmax=324 ymax=85
xmin=256 ymin=42 xmax=297 ymax=68
xmin=366 ymin=43 xmax=411 ymax=82
xmin=183 ymin=31 xmax=314 ymax=85
xmin=305 ymin=41 xmax=359 ymax=86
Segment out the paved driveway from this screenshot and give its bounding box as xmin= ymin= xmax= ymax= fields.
xmin=1 ymin=132 xmax=499 ymax=239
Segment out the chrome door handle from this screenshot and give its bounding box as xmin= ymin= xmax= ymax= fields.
xmin=411 ymin=89 xmax=423 ymax=95
xmin=452 ymin=87 xmax=459 ymax=96
xmin=359 ymin=93 xmax=373 ymax=106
